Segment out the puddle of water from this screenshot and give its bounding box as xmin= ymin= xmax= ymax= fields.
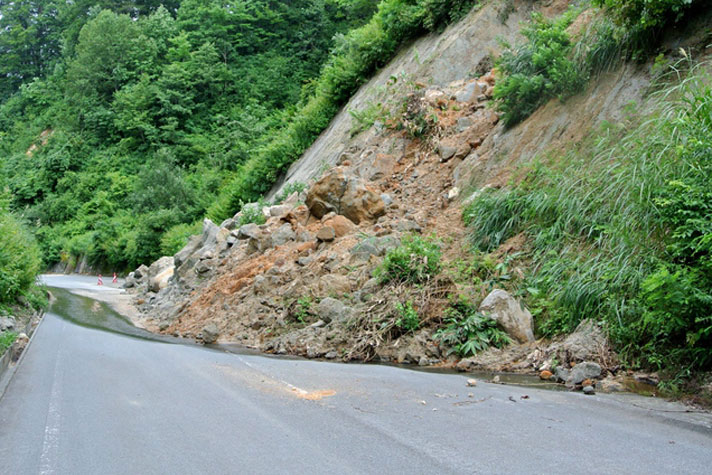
xmin=47 ymin=283 xmax=569 ymax=392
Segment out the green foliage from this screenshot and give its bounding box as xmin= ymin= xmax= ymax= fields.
xmin=273 ymin=182 xmax=307 ymax=205
xmin=160 ymin=221 xmax=202 ymax=256
xmin=0 ymin=202 xmax=43 ymax=305
xmin=394 ymin=301 xmax=420 ymax=332
xmin=0 ymin=0 xmax=380 ymax=270
xmin=237 ymin=201 xmax=267 ymax=226
xmin=375 ymin=235 xmax=442 ymax=284
xmin=493 ymin=10 xmax=586 ymax=127
xmin=592 ymin=0 xmax=696 ymax=31
xmin=0 ymin=331 xmax=18 ymax=354
xmin=464 ymin=63 xmax=712 ymax=372
xmin=435 ymin=297 xmax=510 ymax=356
xmin=295 ymin=295 xmax=314 ymax=323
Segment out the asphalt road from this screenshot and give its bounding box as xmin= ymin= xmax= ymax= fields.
xmin=1 ymin=276 xmax=711 ymax=474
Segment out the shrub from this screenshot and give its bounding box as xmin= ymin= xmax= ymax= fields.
xmin=493 ymin=10 xmax=586 ymax=127
xmin=435 ymin=297 xmax=510 ymax=356
xmin=0 ymin=331 xmax=17 ymax=354
xmin=0 ymin=201 xmax=42 ymax=305
xmin=237 ymin=200 xmax=267 ymax=226
xmin=394 ymin=300 xmax=420 ymax=332
xmin=592 ymin=0 xmax=697 ymax=31
xmin=375 ymin=234 xmax=441 ymax=284
xmin=160 ymin=221 xmax=202 ymax=256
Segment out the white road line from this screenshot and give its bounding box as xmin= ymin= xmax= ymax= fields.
xmin=39 ymin=320 xmax=66 ymax=475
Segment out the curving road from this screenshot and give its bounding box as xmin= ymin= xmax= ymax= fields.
xmin=1 ymin=275 xmax=711 ymax=474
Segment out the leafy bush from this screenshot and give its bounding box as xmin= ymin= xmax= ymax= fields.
xmin=375 ymin=235 xmax=441 ymax=284
xmin=464 ymin=62 xmax=712 ymax=372
xmin=592 ymin=0 xmax=697 ymax=30
xmin=237 ymin=201 xmax=267 ymax=226
xmin=0 ymin=331 xmax=17 ymax=354
xmin=160 ymin=221 xmax=202 ymax=256
xmin=0 ymin=200 xmax=42 ymax=305
xmin=493 ymin=10 xmax=586 ymax=127
xmin=435 ymin=297 xmax=510 ymax=356
xmin=394 ymin=301 xmax=420 ymax=332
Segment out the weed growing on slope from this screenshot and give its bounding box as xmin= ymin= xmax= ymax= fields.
xmin=375 ymin=234 xmax=442 ymax=284
xmin=435 ymin=297 xmax=510 ymax=356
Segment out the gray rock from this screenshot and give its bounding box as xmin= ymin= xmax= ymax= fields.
xmin=158 ymin=321 xmax=170 ymax=331
xmin=269 ymin=204 xmax=292 ymax=218
xmin=396 ymin=219 xmax=422 ymax=233
xmin=237 ymin=223 xmax=261 ymax=240
xmin=200 ymin=323 xmax=219 ymax=344
xmin=438 ymin=144 xmax=457 ymax=161
xmin=453 ymin=81 xmax=482 ymax=103
xmin=478 ymin=289 xmax=535 ymax=344
xmin=297 ymin=230 xmax=316 ymax=242
xmin=0 ymin=316 xmax=16 ymax=332
xmin=195 ymin=259 xmax=216 ymax=274
xmin=325 ymin=351 xmax=338 ymax=360
xmin=133 ymin=264 xmax=149 ymax=280
xmin=583 ymin=385 xmax=595 ymax=395
xmin=380 ymin=193 xmax=393 ymax=206
xmin=123 ymin=273 xmax=136 ymax=289
xmin=456 ymin=116 xmax=473 ymax=132
xmin=219 ymin=217 xmax=237 ymax=230
xmin=297 ymin=256 xmax=313 ymax=266
xmin=554 ymin=366 xmax=570 ymax=383
xmin=350 ymin=240 xmax=380 ymax=260
xmin=272 ymin=223 xmax=296 ymax=246
xmin=567 ymin=362 xmax=602 ymax=385
xmin=316 ymin=297 xmax=352 ymax=324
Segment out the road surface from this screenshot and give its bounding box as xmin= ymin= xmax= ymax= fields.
xmin=1 ymin=275 xmax=711 ymax=474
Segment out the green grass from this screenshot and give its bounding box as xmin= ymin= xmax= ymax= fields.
xmin=464 ymin=61 xmax=712 ymax=373
xmin=375 ymin=234 xmax=442 ymax=284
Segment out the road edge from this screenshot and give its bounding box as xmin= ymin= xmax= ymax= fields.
xmin=0 ymin=307 xmax=47 ymax=401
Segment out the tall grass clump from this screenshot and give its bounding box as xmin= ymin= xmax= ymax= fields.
xmin=464 ymin=61 xmax=712 ymax=373
xmin=208 ymin=0 xmax=478 ymax=221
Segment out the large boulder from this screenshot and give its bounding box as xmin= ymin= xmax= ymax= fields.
xmin=478 ymin=289 xmax=535 ymax=343
xmin=306 ymin=167 xmax=385 ymax=224
xmin=148 ymin=256 xmax=174 ymax=293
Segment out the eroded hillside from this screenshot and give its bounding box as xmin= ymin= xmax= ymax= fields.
xmin=126 ymin=0 xmax=712 ymax=398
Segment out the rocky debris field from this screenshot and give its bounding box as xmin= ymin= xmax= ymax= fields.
xmin=125 ymin=70 xmax=628 ymax=394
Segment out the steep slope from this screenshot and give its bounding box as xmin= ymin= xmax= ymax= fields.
xmin=126 ymin=0 xmax=712 ymax=395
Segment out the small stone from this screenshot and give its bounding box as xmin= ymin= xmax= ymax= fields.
xmin=447 ymin=187 xmax=460 ymax=201
xmin=583 ymin=385 xmax=595 ymax=395
xmin=466 ymin=378 xmax=478 ymax=387
xmin=539 ymin=370 xmax=553 ymax=380
xmin=438 ymin=144 xmax=457 ymax=162
xmin=158 ymin=322 xmax=169 ymax=331
xmin=316 ymin=226 xmax=336 ymax=242
xmin=493 ymin=375 xmax=501 ymax=384
xmin=325 ymin=351 xmax=338 ymax=360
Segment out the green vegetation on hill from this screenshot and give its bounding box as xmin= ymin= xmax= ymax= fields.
xmin=0 ymin=194 xmax=42 ymax=308
xmin=0 ymin=0 xmax=476 ymax=272
xmin=465 ymin=62 xmax=712 ymax=377
xmin=0 ymin=0 xmax=382 ymax=271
